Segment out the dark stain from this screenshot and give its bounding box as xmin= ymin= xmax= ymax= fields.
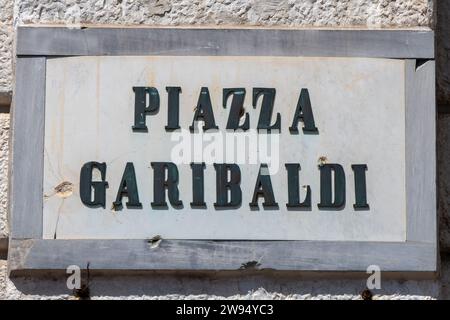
xmin=74 ymin=262 xmax=91 ymax=300
xmin=361 ymin=288 xmax=373 ymax=300
xmin=239 ymin=261 xmax=261 ymax=270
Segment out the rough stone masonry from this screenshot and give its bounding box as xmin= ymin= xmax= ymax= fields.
xmin=2 ymin=0 xmax=450 ymax=299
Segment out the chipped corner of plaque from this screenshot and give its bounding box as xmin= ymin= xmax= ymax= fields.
xmin=317 ymin=156 xmax=328 ymax=167
xmin=54 ymin=181 xmax=74 ymax=198
xmin=44 ymin=181 xmax=74 ymax=200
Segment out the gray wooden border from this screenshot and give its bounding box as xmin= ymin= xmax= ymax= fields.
xmin=16 ymin=27 xmax=434 ymax=59
xmin=8 ymin=239 xmax=435 ymax=272
xmin=405 ymin=60 xmax=437 ymax=243
xmin=8 ymin=57 xmax=46 ymax=239
xmin=8 ymin=27 xmax=437 ymax=275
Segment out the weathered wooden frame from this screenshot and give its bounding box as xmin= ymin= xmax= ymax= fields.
xmin=8 ymin=27 xmax=437 ymax=275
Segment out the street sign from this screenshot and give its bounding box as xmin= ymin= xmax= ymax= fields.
xmin=8 ymin=27 xmax=436 ymax=274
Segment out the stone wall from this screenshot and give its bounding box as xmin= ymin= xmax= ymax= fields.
xmin=14 ymin=0 xmax=434 ymax=27
xmin=0 ymin=0 xmax=12 ymax=93
xmin=0 ymin=113 xmax=8 ymax=242
xmin=0 ymin=0 xmax=12 ymax=248
xmin=2 ymin=0 xmax=449 ymax=299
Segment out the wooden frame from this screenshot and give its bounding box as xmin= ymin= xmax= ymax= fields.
xmin=8 ymin=27 xmax=437 ymax=275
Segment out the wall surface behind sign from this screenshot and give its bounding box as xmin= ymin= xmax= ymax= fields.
xmin=0 ymin=0 xmax=13 ymax=246
xmin=3 ymin=0 xmax=450 ymax=299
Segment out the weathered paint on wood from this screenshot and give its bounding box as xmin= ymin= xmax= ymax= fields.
xmin=405 ymin=60 xmax=437 ymax=243
xmin=8 ymin=239 xmax=436 ymax=273
xmin=9 ymin=57 xmax=46 ymax=239
xmin=17 ymin=27 xmax=434 ymax=59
